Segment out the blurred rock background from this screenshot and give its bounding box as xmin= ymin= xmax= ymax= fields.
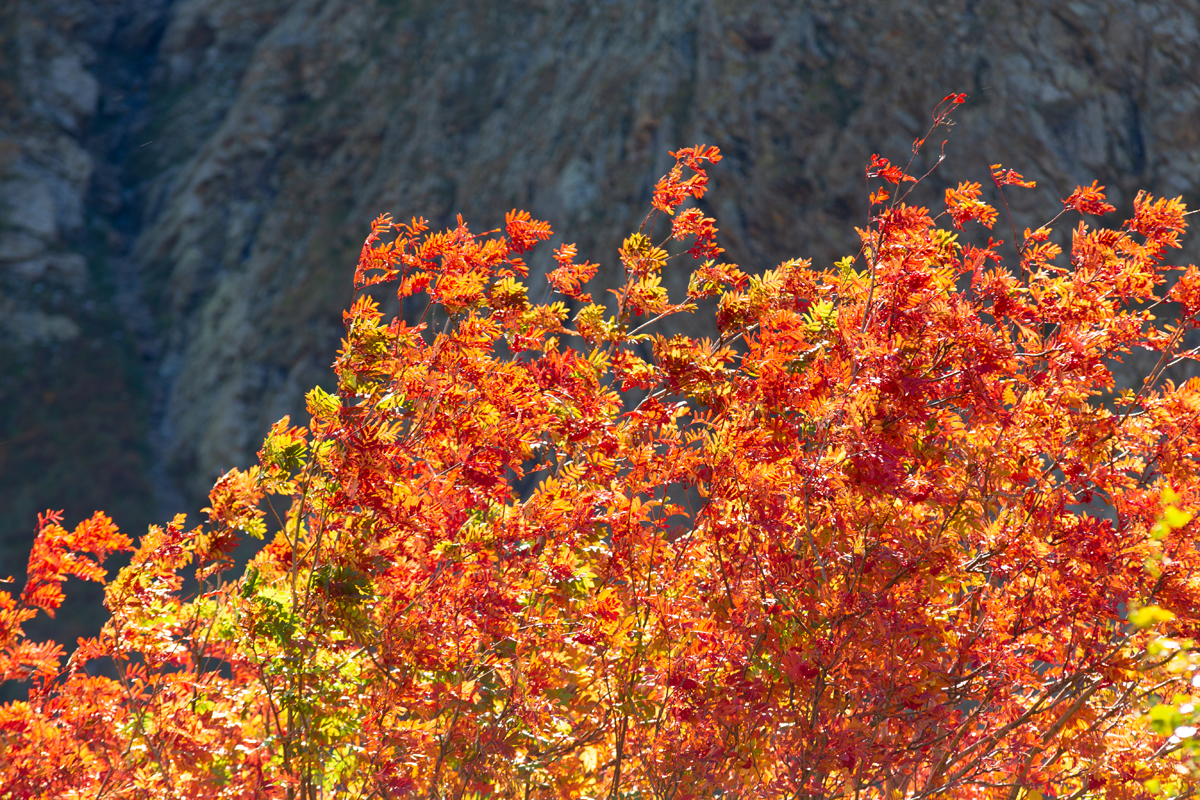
xmin=2 ymin=0 xmax=1199 ymax=636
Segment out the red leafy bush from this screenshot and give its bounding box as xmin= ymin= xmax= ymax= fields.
xmin=2 ymin=97 xmax=1200 ymax=799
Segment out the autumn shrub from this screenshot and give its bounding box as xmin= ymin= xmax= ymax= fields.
xmin=4 ymin=94 xmax=1200 ymax=799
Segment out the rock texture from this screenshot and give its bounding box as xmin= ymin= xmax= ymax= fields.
xmin=4 ymin=0 xmax=1200 ymax=562
xmin=0 ymin=0 xmax=170 ymax=577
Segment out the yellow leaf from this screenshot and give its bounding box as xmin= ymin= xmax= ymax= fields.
xmin=1131 ymin=605 xmax=1175 ymax=629
xmin=1164 ymin=506 xmax=1192 ymax=530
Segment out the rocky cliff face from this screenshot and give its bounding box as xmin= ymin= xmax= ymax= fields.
xmin=0 ymin=0 xmax=168 ymax=579
xmin=3 ymin=0 xmax=1200 ymax=565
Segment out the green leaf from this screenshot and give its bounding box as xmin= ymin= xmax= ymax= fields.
xmin=1149 ymin=703 xmax=1183 ymax=735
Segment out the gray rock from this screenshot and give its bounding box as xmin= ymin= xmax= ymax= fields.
xmin=0 ymin=169 xmax=59 ymax=239
xmin=44 ymin=53 xmax=100 ymax=132
xmin=0 ymin=230 xmax=45 ymax=262
xmin=5 ymin=252 xmax=88 ymax=292
xmin=0 ymin=298 xmax=81 ymax=344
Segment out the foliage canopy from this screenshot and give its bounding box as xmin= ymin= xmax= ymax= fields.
xmin=3 ymin=95 xmax=1200 ymax=799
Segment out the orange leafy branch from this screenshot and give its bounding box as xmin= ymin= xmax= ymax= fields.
xmin=650 ymin=143 xmax=721 ymax=215
xmin=504 ymin=208 xmax=554 ymax=254
xmin=991 ymin=163 xmax=1037 ymax=189
xmin=547 ymin=242 xmax=599 ymax=302
xmin=1063 ymin=180 xmax=1117 ymax=217
xmin=945 ymin=181 xmax=999 ymax=230
xmin=866 ymin=153 xmax=916 ymax=185
xmin=19 ymin=510 xmax=131 ymax=617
